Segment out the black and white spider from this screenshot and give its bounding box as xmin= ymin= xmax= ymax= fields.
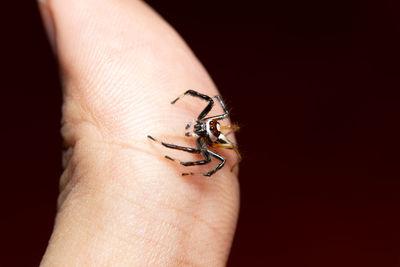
xmin=148 ymin=90 xmax=241 ymax=177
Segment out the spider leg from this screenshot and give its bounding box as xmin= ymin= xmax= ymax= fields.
xmin=171 ymin=90 xmax=214 ymax=120
xmin=212 ymin=143 xmax=242 ymax=172
xmin=147 ymin=135 xmax=201 ymax=153
xmin=148 ymin=135 xmax=230 ymax=177
xmin=181 ymin=149 xmax=226 ymax=177
xmin=204 ymin=95 xmax=229 ymax=121
xmin=220 ymin=125 xmax=240 ymax=136
xmin=200 ymin=150 xmax=226 ymax=176
xmin=206 ymin=150 xmax=226 ymax=176
xmin=220 ymin=125 xmax=240 ymax=131
xmin=170 ymin=137 xmax=211 ymax=169
xmin=171 ymin=149 xmax=211 ymax=167
xmin=148 ymin=136 xmax=213 ymax=173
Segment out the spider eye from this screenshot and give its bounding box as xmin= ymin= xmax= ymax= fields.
xmin=210 ymin=121 xmax=214 ymax=125
xmin=210 ymin=126 xmax=214 ymax=130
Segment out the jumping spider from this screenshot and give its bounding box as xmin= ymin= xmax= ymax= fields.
xmin=148 ymin=90 xmax=241 ymax=177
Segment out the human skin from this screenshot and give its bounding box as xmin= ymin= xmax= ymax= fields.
xmin=38 ymin=0 xmax=240 ymax=266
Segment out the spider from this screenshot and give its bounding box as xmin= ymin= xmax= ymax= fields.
xmin=147 ymin=90 xmax=241 ymax=177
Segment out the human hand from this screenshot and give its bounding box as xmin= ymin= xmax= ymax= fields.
xmin=38 ymin=0 xmax=239 ymax=266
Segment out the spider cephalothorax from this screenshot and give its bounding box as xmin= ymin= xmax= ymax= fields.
xmin=192 ymin=119 xmax=219 ymax=139
xmin=148 ymin=90 xmax=241 ymax=177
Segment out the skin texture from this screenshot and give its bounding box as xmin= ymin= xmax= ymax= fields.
xmin=38 ymin=0 xmax=240 ymax=266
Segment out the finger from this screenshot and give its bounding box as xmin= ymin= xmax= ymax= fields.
xmin=38 ymin=0 xmax=240 ymax=266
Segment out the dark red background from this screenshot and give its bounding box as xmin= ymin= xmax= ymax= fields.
xmin=2 ymin=1 xmax=400 ymax=266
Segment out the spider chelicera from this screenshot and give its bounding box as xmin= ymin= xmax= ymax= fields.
xmin=147 ymin=90 xmax=242 ymax=177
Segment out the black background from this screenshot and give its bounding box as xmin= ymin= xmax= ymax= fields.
xmin=1 ymin=0 xmax=400 ymax=266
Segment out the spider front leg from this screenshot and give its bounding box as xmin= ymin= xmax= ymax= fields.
xmin=171 ymin=90 xmax=214 ymax=120
xmin=204 ymin=95 xmax=229 ymax=121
